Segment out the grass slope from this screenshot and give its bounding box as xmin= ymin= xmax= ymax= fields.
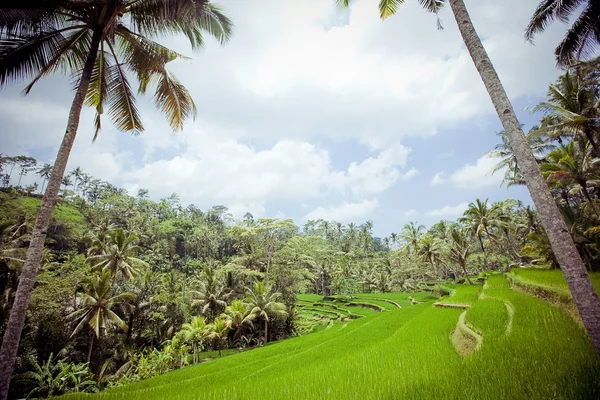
xmin=61 ymin=277 xmax=600 ymax=399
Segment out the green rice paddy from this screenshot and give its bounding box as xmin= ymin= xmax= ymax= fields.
xmin=60 ymin=273 xmax=600 ymax=399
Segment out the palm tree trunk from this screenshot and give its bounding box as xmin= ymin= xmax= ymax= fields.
xmin=449 ymin=0 xmax=600 ymax=355
xmin=581 ymin=183 xmax=600 ymax=217
xmin=460 ymin=262 xmax=473 ymax=285
xmin=264 ymin=319 xmax=268 ymax=344
xmin=477 ymin=234 xmax=488 ymax=269
xmin=87 ymin=333 xmax=95 ymax=364
xmin=584 ymin=130 xmax=600 ymax=158
xmin=0 ymin=32 xmax=102 ymax=400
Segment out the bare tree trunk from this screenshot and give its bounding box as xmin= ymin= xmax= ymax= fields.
xmin=87 ymin=333 xmax=95 ymax=364
xmin=264 ymin=319 xmax=268 ymax=344
xmin=449 ymin=0 xmax=600 ymax=355
xmin=0 ymin=33 xmax=102 ymax=400
xmin=581 ymin=183 xmax=600 ymax=217
xmin=477 ymin=234 xmax=488 ymax=269
xmin=460 ymin=262 xmax=473 ymax=285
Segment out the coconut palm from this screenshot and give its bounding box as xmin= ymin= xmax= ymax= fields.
xmin=0 ymin=1 xmax=233 ymax=392
xmin=61 ymin=175 xmax=72 ymax=190
xmin=37 ymin=163 xmax=53 ymax=194
xmin=243 ymin=281 xmax=287 ymax=344
xmin=87 ymin=228 xmax=148 ymax=280
xmin=447 ymin=227 xmax=473 ymax=285
xmin=459 ymin=199 xmax=501 ymax=269
xmin=191 ymin=267 xmax=230 ymax=322
xmin=70 ymin=166 xmax=84 ymax=192
xmin=400 ymin=222 xmax=425 ymax=255
xmin=526 ymin=0 xmax=600 ymax=65
xmin=533 ymin=71 xmax=600 ymax=156
xmin=541 ymin=141 xmax=600 ymax=216
xmin=206 ymin=317 xmax=230 ymax=357
xmin=223 ymin=299 xmax=251 ymax=345
xmin=68 ymin=272 xmax=135 ymax=363
xmin=417 ymin=234 xmax=442 ymax=277
xmin=487 ymin=128 xmax=555 ymax=187
xmin=180 ymin=316 xmax=208 ymax=365
xmin=337 ymin=0 xmax=600 ymax=355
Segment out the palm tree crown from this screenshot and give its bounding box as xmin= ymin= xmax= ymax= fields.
xmin=87 ymin=228 xmax=148 ymax=280
xmin=0 ymin=0 xmax=232 ymax=136
xmin=526 ymin=0 xmax=600 ymax=65
xmin=68 ymin=271 xmax=135 ymax=339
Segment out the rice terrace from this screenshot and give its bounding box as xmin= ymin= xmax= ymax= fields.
xmin=3 ymin=0 xmax=600 ymax=399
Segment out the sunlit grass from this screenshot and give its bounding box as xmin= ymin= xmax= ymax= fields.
xmin=59 ymin=275 xmax=600 ymax=400
xmin=510 ymin=268 xmax=600 ymax=296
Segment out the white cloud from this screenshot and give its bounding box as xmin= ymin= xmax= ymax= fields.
xmin=404 ymin=209 xmax=419 ymax=217
xmin=431 ymin=155 xmax=505 ymax=189
xmin=431 ymin=172 xmax=446 ymax=186
xmin=400 ymin=168 xmax=420 ymax=181
xmin=426 ymin=202 xmax=469 ymax=218
xmin=123 ymin=129 xmax=412 ymax=214
xmin=333 ymin=142 xmax=410 ymax=195
xmin=303 ymin=199 xmax=379 ymax=222
xmin=448 ymin=155 xmax=503 ymax=189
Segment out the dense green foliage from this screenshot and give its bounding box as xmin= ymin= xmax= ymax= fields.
xmin=3 ymin=8 xmax=600 ymax=397
xmin=54 ymin=277 xmax=600 ymax=399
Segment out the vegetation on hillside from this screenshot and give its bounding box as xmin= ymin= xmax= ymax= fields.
xmin=2 ymin=0 xmax=600 ymax=398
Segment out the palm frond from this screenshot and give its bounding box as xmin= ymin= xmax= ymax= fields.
xmin=555 ymin=3 xmax=600 ymax=64
xmin=105 ymin=41 xmax=143 ymax=135
xmin=128 ymin=0 xmax=232 ymax=48
xmin=85 ymin=44 xmax=112 ymax=140
xmin=378 ymin=0 xmax=405 ymax=19
xmin=0 ymin=26 xmax=81 ymax=86
xmin=153 ymin=69 xmax=196 ymax=131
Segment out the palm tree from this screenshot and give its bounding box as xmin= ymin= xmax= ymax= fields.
xmin=68 ymin=272 xmax=135 ymax=363
xmin=459 ymin=199 xmax=500 ymax=269
xmin=400 ymin=222 xmax=425 ymax=255
xmin=87 ymin=228 xmax=148 ymax=280
xmin=61 ymin=175 xmax=72 ymax=190
xmin=526 ymin=0 xmax=600 ymax=65
xmin=390 ymin=232 xmax=399 ymax=249
xmin=533 ymin=71 xmax=600 ymax=156
xmin=37 ymin=163 xmax=53 ymax=194
xmin=180 ymin=316 xmax=208 ymax=365
xmin=0 ymin=2 xmax=233 ymax=393
xmin=224 ymin=300 xmax=251 ymax=345
xmin=206 ymin=317 xmax=230 ymax=357
xmin=447 ymin=228 xmax=473 ymax=285
xmin=337 ymin=0 xmax=600 ymax=355
xmin=417 ymin=234 xmax=442 ymax=277
xmin=243 ymin=281 xmax=287 ymax=344
xmin=70 ymin=166 xmax=84 ymax=192
xmin=487 ymin=128 xmax=555 ymax=187
xmin=191 ymin=267 xmax=230 ymax=322
xmin=542 ymin=141 xmax=600 ymax=215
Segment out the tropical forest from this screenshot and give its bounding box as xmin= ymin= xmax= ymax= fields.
xmin=2 ymin=0 xmax=600 ymax=399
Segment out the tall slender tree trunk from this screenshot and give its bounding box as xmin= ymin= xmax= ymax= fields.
xmin=449 ymin=0 xmax=600 ymax=355
xmin=460 ymin=262 xmax=473 ymax=285
xmin=584 ymin=131 xmax=600 ymax=159
xmin=87 ymin=333 xmax=95 ymax=364
xmin=0 ymin=33 xmax=102 ymax=400
xmin=581 ymin=183 xmax=600 ymax=217
xmin=264 ymin=319 xmax=268 ymax=344
xmin=477 ymin=234 xmax=488 ymax=268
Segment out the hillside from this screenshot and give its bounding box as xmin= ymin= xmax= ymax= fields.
xmin=59 ymin=275 xmax=600 ymax=400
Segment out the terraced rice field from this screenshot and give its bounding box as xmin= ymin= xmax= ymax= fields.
xmin=60 ymin=275 xmax=600 ymax=399
xmin=509 ymin=268 xmax=600 ymax=296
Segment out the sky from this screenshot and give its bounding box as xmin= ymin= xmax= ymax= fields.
xmin=0 ymin=0 xmax=573 ymax=238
